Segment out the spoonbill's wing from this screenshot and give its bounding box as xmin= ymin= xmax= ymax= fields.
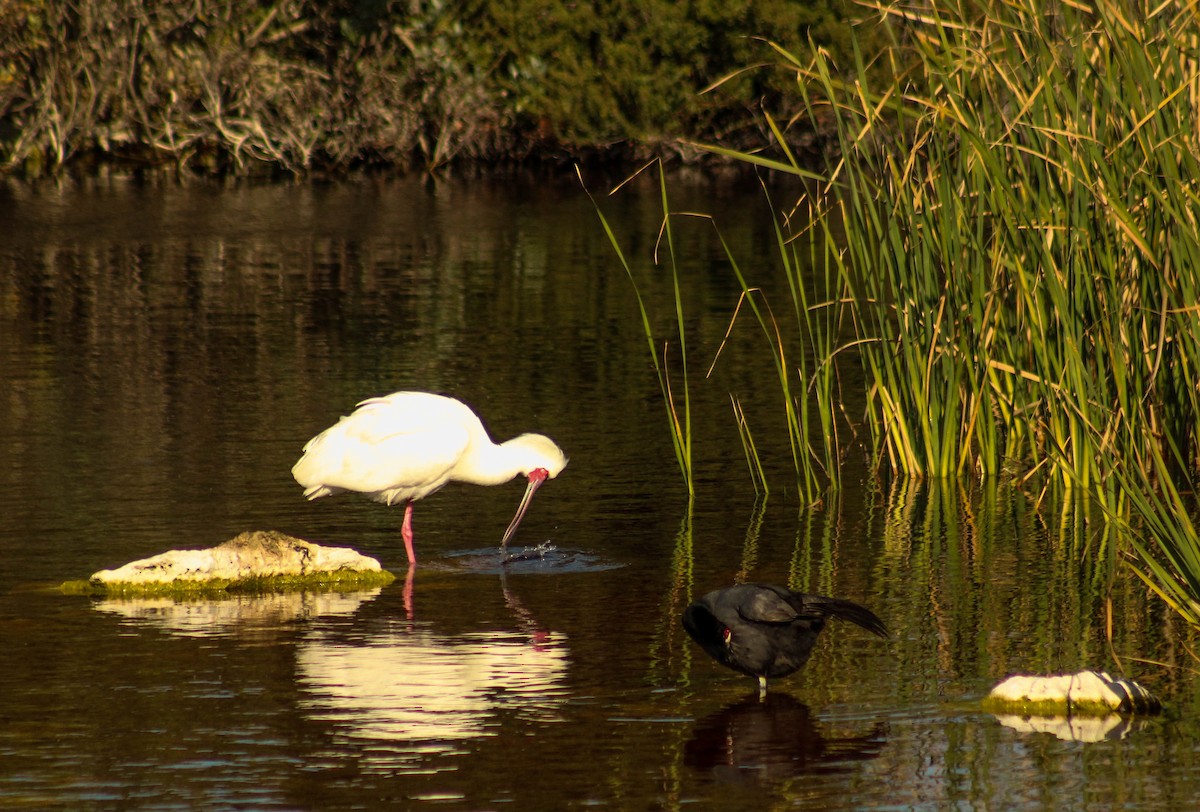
xmin=294 ymin=394 xmax=475 ymax=500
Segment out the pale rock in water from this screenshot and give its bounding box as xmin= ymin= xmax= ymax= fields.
xmin=986 ymin=670 xmax=1161 ymax=716
xmin=90 ymin=530 xmax=384 ymax=585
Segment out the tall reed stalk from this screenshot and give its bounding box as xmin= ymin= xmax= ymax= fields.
xmin=582 ymin=163 xmax=694 ymax=498
xmin=707 ymin=196 xmax=841 ymax=503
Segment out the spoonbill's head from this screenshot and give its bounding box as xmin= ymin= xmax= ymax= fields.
xmin=507 ymin=433 xmax=568 ymax=480
xmin=500 ymin=433 xmax=567 ymax=550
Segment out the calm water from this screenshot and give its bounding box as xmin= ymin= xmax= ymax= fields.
xmin=2 ymin=169 xmax=1199 ymax=810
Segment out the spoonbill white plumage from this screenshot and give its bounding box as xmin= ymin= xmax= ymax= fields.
xmin=292 ymin=391 xmax=567 ymax=566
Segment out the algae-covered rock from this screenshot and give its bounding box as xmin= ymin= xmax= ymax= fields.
xmin=982 ymin=670 xmax=1161 ymax=717
xmin=62 ymin=531 xmax=394 ymax=596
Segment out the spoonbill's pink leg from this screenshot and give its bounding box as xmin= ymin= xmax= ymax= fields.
xmin=402 ymin=500 xmax=416 ymax=566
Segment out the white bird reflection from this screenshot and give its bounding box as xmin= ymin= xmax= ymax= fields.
xmin=296 ymin=623 xmax=570 ymax=770
xmin=89 ymin=570 xmax=570 ymax=772
xmin=91 ymin=589 xmax=382 ymax=637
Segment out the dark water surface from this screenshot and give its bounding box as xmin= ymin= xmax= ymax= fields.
xmin=2 ymin=170 xmax=1199 ymax=810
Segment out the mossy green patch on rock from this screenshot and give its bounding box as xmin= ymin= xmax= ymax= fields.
xmin=981 ymin=695 xmax=1130 ymax=718
xmin=61 ymin=568 xmax=396 ymax=597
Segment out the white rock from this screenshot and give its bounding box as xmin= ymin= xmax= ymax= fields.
xmin=987 ymin=670 xmax=1160 ymax=715
xmin=90 ymin=530 xmax=385 ymax=585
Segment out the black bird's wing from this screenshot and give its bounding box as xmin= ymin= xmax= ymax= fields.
xmin=735 ymin=584 xmax=889 ymax=638
xmin=736 ymin=585 xmax=804 ymax=625
xmin=790 ymin=593 xmax=889 ymax=638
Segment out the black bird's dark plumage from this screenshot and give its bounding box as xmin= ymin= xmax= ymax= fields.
xmin=682 ymin=583 xmax=888 ymax=692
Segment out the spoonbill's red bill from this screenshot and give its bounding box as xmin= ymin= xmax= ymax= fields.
xmin=683 ymin=584 xmax=888 ymax=694
xmin=292 ymin=391 xmax=567 ymax=566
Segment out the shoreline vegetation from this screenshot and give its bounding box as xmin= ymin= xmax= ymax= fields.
xmin=0 ymin=0 xmax=879 ymax=177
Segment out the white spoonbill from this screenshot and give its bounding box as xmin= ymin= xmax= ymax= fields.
xmin=292 ymin=391 xmax=567 ymax=566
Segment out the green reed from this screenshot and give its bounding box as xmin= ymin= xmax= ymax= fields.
xmin=692 ymin=0 xmax=1200 ymax=622
xmin=1117 ymin=447 xmax=1200 ymax=627
xmin=591 ymin=157 xmax=842 ymax=504
xmin=848 ymin=1 xmax=1199 ymax=485
xmin=707 ymin=197 xmax=839 ymax=503
xmin=582 ymin=163 xmax=694 ymax=498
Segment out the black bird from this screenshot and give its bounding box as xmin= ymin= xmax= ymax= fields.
xmin=682 ymin=583 xmax=888 ymax=693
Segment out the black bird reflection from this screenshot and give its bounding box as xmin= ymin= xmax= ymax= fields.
xmin=684 ymin=693 xmax=887 ymax=783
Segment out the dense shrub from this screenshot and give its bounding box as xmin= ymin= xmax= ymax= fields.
xmin=0 ymin=0 xmax=880 ymax=175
